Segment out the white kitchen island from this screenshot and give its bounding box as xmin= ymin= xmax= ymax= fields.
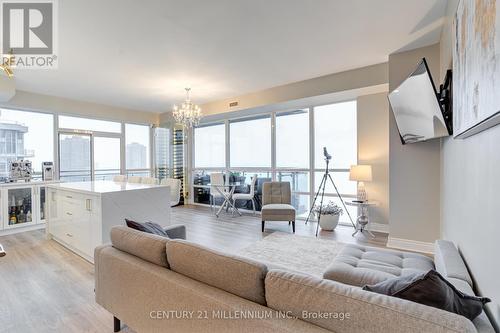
xmin=46 ymin=181 xmax=171 ymax=263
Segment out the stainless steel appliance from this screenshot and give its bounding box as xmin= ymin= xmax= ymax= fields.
xmin=42 ymin=162 xmax=54 ymax=181
xmin=9 ymin=160 xmax=32 ymax=182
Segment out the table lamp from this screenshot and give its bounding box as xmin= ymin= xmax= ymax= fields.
xmin=349 ymin=165 xmax=372 ymax=202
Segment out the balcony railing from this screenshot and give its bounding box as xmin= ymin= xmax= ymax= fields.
xmin=59 ymin=169 xmax=123 ymax=182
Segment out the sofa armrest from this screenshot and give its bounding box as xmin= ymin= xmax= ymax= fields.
xmin=434 ymin=240 xmax=473 ymax=286
xmin=164 ymin=224 xmax=186 ymax=240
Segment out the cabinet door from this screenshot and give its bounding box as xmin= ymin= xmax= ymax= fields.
xmin=49 ymin=190 xmax=74 ymax=245
xmin=5 ymin=186 xmax=35 ymax=228
xmin=63 ymin=192 xmax=93 ymax=257
xmin=38 ymin=186 xmax=47 ymax=224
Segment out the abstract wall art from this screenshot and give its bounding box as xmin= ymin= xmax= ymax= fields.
xmin=454 ymin=0 xmax=500 ymax=138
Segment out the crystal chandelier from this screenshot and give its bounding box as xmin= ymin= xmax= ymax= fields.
xmin=172 ymin=88 xmax=202 ymax=128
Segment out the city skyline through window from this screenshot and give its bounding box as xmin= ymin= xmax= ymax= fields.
xmin=0 ymin=108 xmax=154 ymax=182
xmin=0 ymin=109 xmax=54 ymax=180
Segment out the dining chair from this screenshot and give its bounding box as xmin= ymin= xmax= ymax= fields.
xmin=113 ymin=175 xmax=127 ymax=182
xmin=127 ymin=176 xmax=143 ymax=183
xmin=209 ymin=172 xmax=226 ymax=211
xmin=141 ymin=177 xmax=158 ymax=185
xmin=160 ymin=178 xmax=181 ymax=206
xmin=232 ymin=175 xmax=257 ymax=215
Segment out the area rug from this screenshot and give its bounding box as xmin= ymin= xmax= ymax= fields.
xmin=237 ymin=232 xmax=345 ymax=278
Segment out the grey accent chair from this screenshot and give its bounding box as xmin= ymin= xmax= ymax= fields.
xmin=261 ymin=182 xmax=296 ymax=233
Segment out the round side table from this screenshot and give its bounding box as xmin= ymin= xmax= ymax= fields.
xmin=346 ymin=201 xmax=377 ymax=237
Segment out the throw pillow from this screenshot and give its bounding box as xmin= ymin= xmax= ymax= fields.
xmin=125 ymin=219 xmax=169 ymax=237
xmin=363 ymin=270 xmax=490 ymax=320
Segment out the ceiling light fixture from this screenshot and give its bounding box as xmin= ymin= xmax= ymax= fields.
xmin=0 ymin=50 xmax=15 ymax=78
xmin=172 ymin=88 xmax=202 ymax=128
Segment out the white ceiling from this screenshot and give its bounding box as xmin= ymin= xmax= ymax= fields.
xmin=12 ymin=0 xmax=448 ymax=113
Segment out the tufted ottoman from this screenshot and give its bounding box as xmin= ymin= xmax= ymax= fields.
xmin=323 ymin=244 xmax=434 ymax=287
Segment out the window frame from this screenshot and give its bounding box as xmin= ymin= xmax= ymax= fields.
xmin=124 ymin=122 xmax=152 ymax=177
xmin=0 ymin=107 xmax=55 ymax=180
xmin=229 ymin=114 xmax=272 ymax=168
xmin=190 ymin=100 xmax=358 ymax=224
xmin=0 ymin=107 xmax=154 ymax=182
xmin=193 ymin=121 xmax=226 ymax=169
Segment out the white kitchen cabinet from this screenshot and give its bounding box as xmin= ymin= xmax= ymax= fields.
xmin=48 ymin=189 xmax=100 ymax=260
xmin=0 ymin=181 xmax=60 ymax=236
xmin=47 ymin=181 xmax=170 ymax=263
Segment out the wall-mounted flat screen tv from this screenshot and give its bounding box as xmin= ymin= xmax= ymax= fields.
xmin=388 ymin=58 xmax=451 ymax=144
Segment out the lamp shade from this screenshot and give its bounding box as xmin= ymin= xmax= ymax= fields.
xmin=349 ymin=165 xmax=372 ymax=182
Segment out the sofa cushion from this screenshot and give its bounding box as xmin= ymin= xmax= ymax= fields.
xmin=125 ymin=218 xmax=169 ymax=237
xmin=323 ymin=244 xmax=434 ymax=286
xmin=363 ymin=270 xmax=490 ymax=321
xmin=446 ymin=278 xmax=496 ymax=333
xmin=265 ymin=269 xmax=476 ymax=333
xmin=110 ymin=225 xmax=169 ymax=267
xmin=166 ymin=239 xmax=267 ymax=305
xmin=262 ymin=204 xmax=296 ymax=215
xmin=434 ymin=240 xmax=473 ymax=287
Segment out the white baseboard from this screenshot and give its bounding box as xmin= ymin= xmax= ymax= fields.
xmin=387 ymin=237 xmax=434 ymax=254
xmin=368 ymin=223 xmax=389 ymax=234
xmin=0 ymin=223 xmax=45 ymax=236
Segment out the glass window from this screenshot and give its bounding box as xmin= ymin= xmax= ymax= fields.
xmin=154 ymin=127 xmax=170 ymax=179
xmin=293 ymin=194 xmax=311 ymax=218
xmin=230 ymin=171 xmax=272 ymax=211
xmin=313 ymin=171 xmax=356 ymax=196
xmin=194 ymin=123 xmax=225 ymax=168
xmin=125 ymin=123 xmax=150 ymax=169
xmin=59 ymin=115 xmax=121 ymax=133
xmin=229 ymin=116 xmax=271 ymax=168
xmin=59 ymin=133 xmax=91 ymax=182
xmin=192 ymin=170 xmax=213 ymax=204
xmin=276 ymin=171 xmax=309 ymax=193
xmin=0 ymin=109 xmax=54 ymax=180
xmin=189 ymin=100 xmax=358 ymax=221
xmin=230 ymin=116 xmax=271 ymax=168
xmin=94 ymin=137 xmax=121 ymax=181
xmin=276 ymin=110 xmax=309 ymax=168
xmin=314 ymin=101 xmax=357 ymax=169
xmin=126 ymin=170 xmax=150 ymax=177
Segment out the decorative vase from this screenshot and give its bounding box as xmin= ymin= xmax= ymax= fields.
xmin=319 ymin=214 xmax=340 ymax=231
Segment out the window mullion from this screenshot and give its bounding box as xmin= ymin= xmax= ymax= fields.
xmin=271 ymin=112 xmax=276 ymax=180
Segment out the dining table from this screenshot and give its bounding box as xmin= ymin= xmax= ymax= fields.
xmin=208 ymin=182 xmax=243 ymax=218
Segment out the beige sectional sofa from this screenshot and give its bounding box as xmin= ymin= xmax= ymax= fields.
xmin=95 ymin=226 xmax=493 ymax=333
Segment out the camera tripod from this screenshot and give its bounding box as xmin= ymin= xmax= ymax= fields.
xmin=305 ymin=149 xmax=356 ymax=236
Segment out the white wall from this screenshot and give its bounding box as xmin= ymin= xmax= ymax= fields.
xmin=1 ymin=90 xmax=159 ymax=124
xmin=196 ymin=62 xmax=388 ymax=117
xmin=387 ymin=44 xmax=442 ymax=249
xmin=357 ymin=93 xmax=390 ymax=228
xmin=440 ymin=0 xmax=500 ymax=329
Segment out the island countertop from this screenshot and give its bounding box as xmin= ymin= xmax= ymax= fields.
xmin=47 ymin=180 xmax=168 ymax=195
xmin=0 ymin=180 xmax=60 ymax=188
xmin=46 ymin=180 xmax=171 ymax=262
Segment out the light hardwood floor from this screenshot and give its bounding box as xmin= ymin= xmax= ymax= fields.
xmin=0 ymin=205 xmax=387 ymax=333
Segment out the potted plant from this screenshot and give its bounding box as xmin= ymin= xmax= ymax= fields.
xmin=313 ymin=201 xmax=343 ymax=231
